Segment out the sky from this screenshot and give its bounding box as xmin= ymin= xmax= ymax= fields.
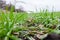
xmin=4 ymin=0 xmax=60 ymax=12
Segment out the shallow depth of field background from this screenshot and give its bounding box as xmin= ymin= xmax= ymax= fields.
xmin=5 ymin=0 xmax=60 ymax=12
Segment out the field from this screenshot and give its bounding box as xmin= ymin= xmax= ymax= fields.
xmin=0 ymin=9 xmax=60 ymax=40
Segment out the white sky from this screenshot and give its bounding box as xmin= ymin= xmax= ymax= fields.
xmin=5 ymin=0 xmax=60 ymax=12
